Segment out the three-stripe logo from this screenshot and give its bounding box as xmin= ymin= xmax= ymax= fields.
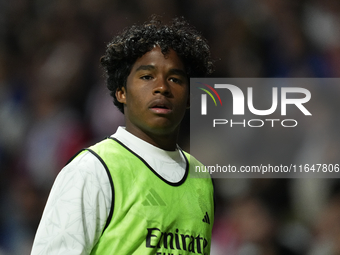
xmin=202 ymin=212 xmax=210 ymax=224
xmin=142 ymin=188 xmax=166 ymax=206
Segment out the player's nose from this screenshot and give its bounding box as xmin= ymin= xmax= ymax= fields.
xmin=153 ymin=77 xmax=171 ymax=96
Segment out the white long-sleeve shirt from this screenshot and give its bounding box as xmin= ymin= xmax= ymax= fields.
xmin=31 ymin=127 xmax=186 ymax=255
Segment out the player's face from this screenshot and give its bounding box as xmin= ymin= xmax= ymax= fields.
xmin=116 ymin=46 xmax=189 ymax=142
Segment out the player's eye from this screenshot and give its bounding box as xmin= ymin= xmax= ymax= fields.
xmin=140 ymin=75 xmax=153 ymax=80
xmin=169 ymin=77 xmax=182 ymax=84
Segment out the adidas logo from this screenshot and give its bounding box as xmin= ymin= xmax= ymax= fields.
xmin=202 ymin=212 xmax=210 ymax=224
xmin=142 ymin=188 xmax=166 ymax=206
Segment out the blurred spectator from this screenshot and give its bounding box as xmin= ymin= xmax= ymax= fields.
xmin=86 ymin=83 xmax=124 ymax=142
xmin=308 ymin=193 xmax=340 ymax=255
xmin=212 ymin=195 xmax=299 ymax=255
xmin=20 ymin=41 xmax=90 ymax=189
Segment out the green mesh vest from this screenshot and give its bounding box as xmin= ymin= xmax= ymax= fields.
xmin=84 ymin=138 xmax=214 ymax=255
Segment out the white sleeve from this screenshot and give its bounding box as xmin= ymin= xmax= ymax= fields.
xmin=31 ymin=151 xmax=113 ymax=255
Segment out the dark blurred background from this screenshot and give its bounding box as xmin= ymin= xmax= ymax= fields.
xmin=1 ymin=0 xmax=340 ymax=254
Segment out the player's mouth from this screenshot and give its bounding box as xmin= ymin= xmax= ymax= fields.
xmin=149 ymin=100 xmax=172 ymax=114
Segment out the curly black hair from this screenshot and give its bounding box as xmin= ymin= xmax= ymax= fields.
xmin=100 ymin=16 xmax=214 ymax=113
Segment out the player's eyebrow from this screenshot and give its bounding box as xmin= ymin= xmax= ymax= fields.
xmin=135 ymin=65 xmax=156 ymax=72
xmin=168 ymin=68 xmax=187 ymax=78
xmin=135 ymin=65 xmax=187 ymax=79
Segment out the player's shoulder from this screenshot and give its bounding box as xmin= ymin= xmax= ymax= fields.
xmin=65 ymin=137 xmax=128 ymax=172
xmin=58 ymin=147 xmax=113 ymax=190
xmin=64 ymin=149 xmax=103 ymax=172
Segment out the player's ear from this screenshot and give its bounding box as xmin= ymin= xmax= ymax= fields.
xmin=116 ymin=86 xmax=127 ymax=104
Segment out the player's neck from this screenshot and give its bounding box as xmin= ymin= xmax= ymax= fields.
xmin=125 ymin=126 xmax=179 ymax=151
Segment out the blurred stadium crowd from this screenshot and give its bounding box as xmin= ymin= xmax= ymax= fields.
xmin=1 ymin=0 xmax=340 ymax=254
